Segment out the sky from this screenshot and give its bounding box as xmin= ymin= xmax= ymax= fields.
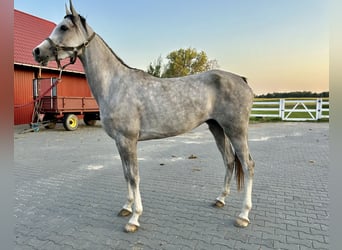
xmin=14 ymin=0 xmax=329 ymax=95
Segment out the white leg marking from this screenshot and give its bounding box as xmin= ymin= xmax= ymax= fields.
xmin=128 ymin=180 xmax=143 ymax=227
xmin=238 ymin=176 xmax=253 ymax=222
xmin=122 ymin=182 xmax=134 ymax=213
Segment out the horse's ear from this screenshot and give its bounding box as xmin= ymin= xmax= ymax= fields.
xmin=69 ymin=0 xmax=79 ymax=17
xmin=65 ymin=3 xmax=71 ymax=16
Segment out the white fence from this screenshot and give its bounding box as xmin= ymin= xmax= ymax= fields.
xmin=251 ymin=98 xmax=329 ymax=121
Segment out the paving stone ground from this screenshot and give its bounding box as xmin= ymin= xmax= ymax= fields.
xmin=14 ymin=122 xmax=329 ymax=249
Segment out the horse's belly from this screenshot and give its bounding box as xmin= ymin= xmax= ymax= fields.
xmin=138 ymin=108 xmax=209 ymax=140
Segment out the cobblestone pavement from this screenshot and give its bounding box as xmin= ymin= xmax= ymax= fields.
xmin=14 ymin=122 xmax=329 ymax=249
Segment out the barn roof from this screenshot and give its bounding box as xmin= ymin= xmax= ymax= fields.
xmin=14 ymin=9 xmax=85 ymax=74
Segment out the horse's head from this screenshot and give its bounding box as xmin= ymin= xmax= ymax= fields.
xmin=33 ymin=0 xmax=94 ymax=67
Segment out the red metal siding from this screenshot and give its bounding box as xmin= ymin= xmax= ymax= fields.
xmin=39 ymin=72 xmax=91 ymax=97
xmin=59 ymin=76 xmax=91 ymax=97
xmin=14 ymin=69 xmax=35 ymax=125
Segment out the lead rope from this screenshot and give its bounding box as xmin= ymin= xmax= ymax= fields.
xmin=58 ymin=67 xmax=63 ymax=80
xmin=58 ymin=49 xmax=79 ymax=80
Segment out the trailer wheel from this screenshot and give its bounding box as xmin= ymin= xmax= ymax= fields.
xmin=83 ymin=114 xmax=97 ymax=126
xmin=63 ymin=114 xmax=79 ymax=131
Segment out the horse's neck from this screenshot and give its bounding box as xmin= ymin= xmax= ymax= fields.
xmin=78 ymin=34 xmax=131 ymax=101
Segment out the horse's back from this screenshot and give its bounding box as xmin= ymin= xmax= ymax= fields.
xmin=203 ymin=69 xmax=251 ymax=92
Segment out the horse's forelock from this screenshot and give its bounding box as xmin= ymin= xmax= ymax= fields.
xmin=63 ymin=14 xmax=88 ymax=32
xmin=64 ymin=14 xmax=74 ymax=22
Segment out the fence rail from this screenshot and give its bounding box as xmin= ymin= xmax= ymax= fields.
xmin=251 ymin=98 xmax=329 ymax=121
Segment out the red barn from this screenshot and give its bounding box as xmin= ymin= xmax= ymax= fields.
xmin=14 ymin=9 xmax=93 ymax=125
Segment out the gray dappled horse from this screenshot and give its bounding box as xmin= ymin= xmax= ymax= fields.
xmin=33 ymin=0 xmax=255 ymax=233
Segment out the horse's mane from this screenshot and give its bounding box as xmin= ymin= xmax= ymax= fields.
xmin=241 ymin=76 xmax=248 ymax=84
xmin=95 ymin=34 xmax=143 ymax=72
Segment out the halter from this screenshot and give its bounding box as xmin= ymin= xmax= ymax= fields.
xmin=45 ymin=32 xmax=96 ymax=74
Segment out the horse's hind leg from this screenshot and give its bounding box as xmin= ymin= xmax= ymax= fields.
xmin=207 ymin=120 xmax=235 ymax=208
xmin=225 ymin=125 xmax=255 ymax=228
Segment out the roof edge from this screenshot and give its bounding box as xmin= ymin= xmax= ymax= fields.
xmin=14 ymin=9 xmax=56 ymax=26
xmin=14 ymin=62 xmax=85 ymax=75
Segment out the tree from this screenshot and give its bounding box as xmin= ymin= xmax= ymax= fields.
xmin=147 ymin=55 xmax=163 ymax=78
xmin=256 ymin=91 xmax=329 ymax=98
xmin=147 ymin=47 xmax=218 ymax=78
xmin=163 ymin=47 xmax=211 ymax=78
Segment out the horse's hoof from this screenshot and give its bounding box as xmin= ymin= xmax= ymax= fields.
xmin=213 ymin=200 xmax=225 ymax=208
xmin=118 ymin=208 xmax=132 ymax=217
xmin=234 ymin=217 xmax=250 ymax=228
xmin=124 ymin=223 xmax=139 ymax=233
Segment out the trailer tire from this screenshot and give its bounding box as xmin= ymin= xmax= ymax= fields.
xmin=63 ymin=114 xmax=79 ymax=131
xmin=83 ymin=114 xmax=97 ymax=126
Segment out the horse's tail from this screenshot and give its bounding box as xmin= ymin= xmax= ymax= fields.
xmin=235 ymin=154 xmax=244 ymax=191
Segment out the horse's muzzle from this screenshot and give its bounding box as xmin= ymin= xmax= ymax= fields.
xmin=32 ymin=47 xmax=49 ymax=66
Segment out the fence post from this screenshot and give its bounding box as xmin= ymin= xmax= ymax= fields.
xmin=316 ymin=98 xmax=322 ymax=120
xmin=280 ymin=99 xmax=285 ymax=120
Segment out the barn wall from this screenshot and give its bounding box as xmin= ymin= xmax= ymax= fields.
xmin=40 ymin=72 xmax=91 ymax=97
xmin=14 ymin=66 xmax=89 ymax=125
xmin=14 ymin=68 xmax=35 ymax=125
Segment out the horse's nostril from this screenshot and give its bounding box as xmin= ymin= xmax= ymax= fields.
xmin=34 ymin=47 xmax=40 ymax=56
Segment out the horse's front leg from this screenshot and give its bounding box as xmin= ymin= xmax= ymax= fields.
xmin=115 ymin=136 xmax=142 ymax=233
xmin=117 ymin=182 xmax=134 ymax=217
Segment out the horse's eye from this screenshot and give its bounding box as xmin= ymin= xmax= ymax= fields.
xmin=60 ymin=25 xmax=68 ymax=31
